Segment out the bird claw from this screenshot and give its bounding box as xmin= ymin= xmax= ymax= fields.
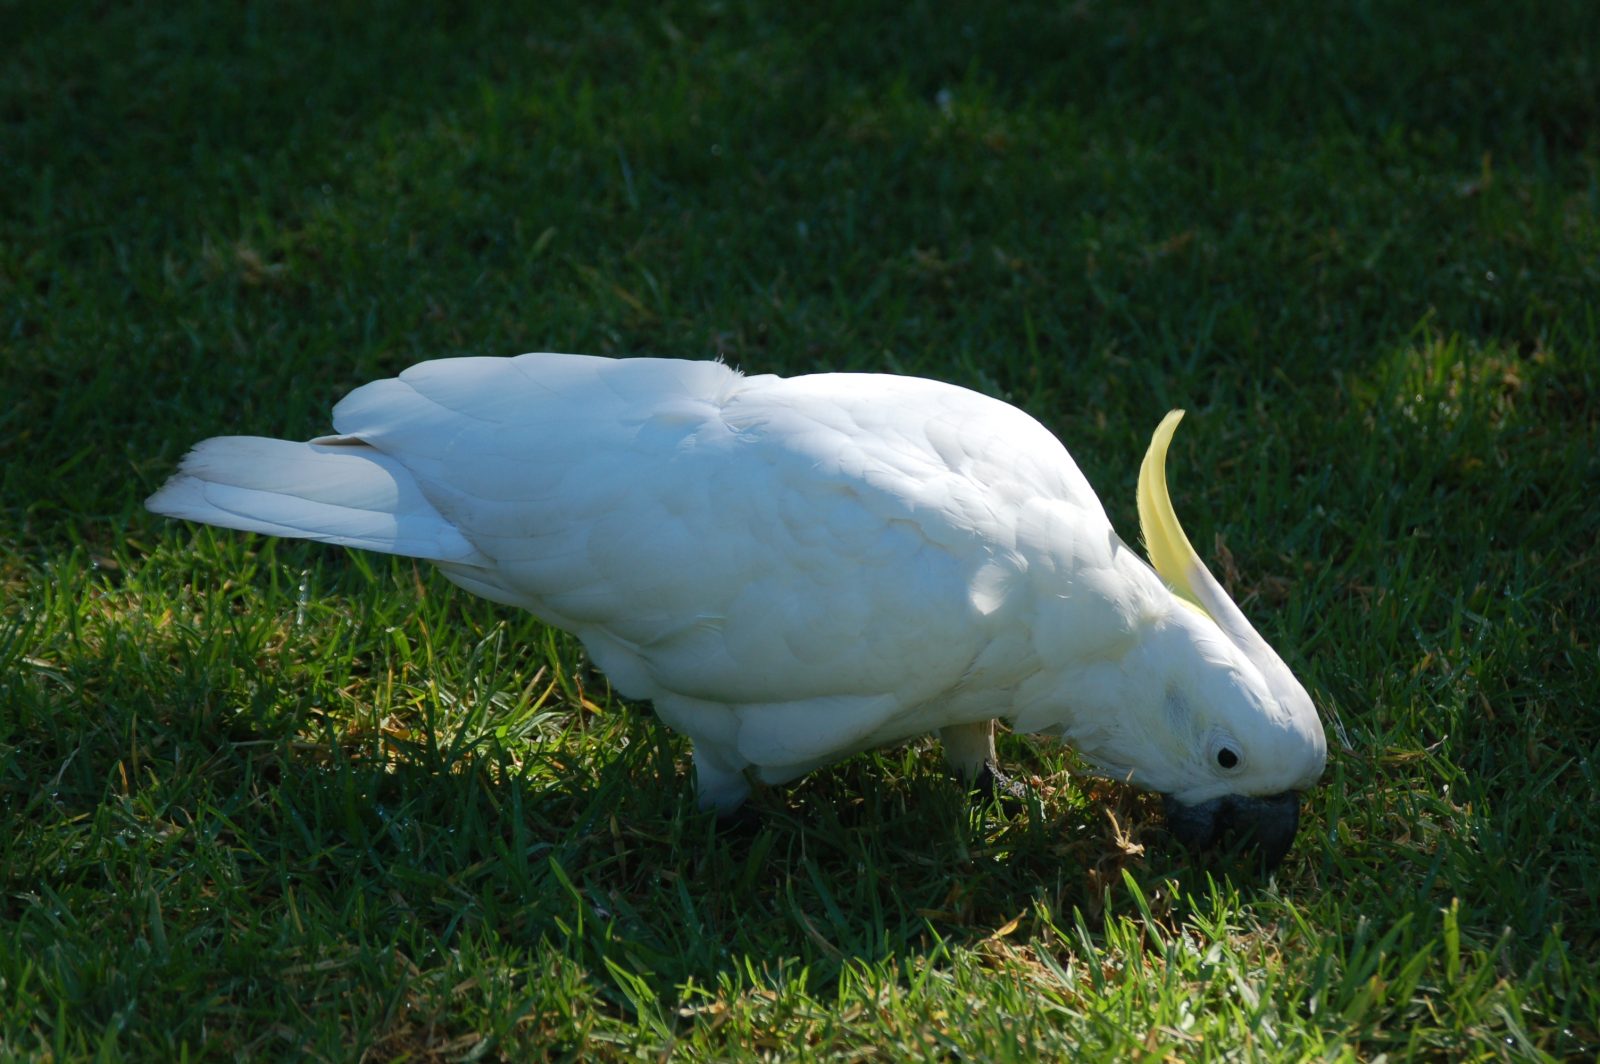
xmin=973 ymin=759 xmax=1031 ymax=811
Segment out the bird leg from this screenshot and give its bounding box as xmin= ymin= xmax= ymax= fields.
xmin=692 ymin=744 xmax=753 ymax=815
xmin=940 ymin=720 xmax=1029 ymax=805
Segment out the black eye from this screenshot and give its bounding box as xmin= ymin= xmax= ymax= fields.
xmin=1216 ymin=747 xmax=1240 ymax=769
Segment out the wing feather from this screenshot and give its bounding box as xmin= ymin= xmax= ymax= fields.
xmin=156 ymin=354 xmax=1126 ymax=775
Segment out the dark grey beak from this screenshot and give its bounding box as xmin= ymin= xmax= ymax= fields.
xmin=1162 ymin=791 xmax=1301 ymax=870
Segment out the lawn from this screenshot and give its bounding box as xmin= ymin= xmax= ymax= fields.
xmin=3 ymin=1 xmax=1598 ymax=1059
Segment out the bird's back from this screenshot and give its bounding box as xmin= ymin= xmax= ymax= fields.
xmin=321 ymin=356 xmax=1104 ymax=709
xmin=151 ymin=354 xmax=1134 ymax=785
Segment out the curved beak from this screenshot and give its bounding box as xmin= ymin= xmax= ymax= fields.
xmin=1162 ymin=791 xmax=1301 ymax=871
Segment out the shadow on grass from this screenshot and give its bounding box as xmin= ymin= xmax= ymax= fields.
xmin=253 ymin=697 xmax=1332 ymax=992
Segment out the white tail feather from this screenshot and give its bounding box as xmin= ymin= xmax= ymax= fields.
xmin=145 ymin=436 xmax=487 ymax=565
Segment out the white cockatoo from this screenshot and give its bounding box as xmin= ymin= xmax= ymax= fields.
xmin=148 ymin=354 xmax=1326 ymax=865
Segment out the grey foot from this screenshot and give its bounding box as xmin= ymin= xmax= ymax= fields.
xmin=974 ymin=759 xmax=1030 ymax=809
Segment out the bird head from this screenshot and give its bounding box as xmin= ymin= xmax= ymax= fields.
xmin=1129 ymin=410 xmax=1327 ymax=869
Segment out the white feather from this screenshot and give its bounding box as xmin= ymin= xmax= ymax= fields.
xmin=145 ymin=436 xmax=487 ymax=564
xmin=147 ymin=353 xmax=1326 ymax=812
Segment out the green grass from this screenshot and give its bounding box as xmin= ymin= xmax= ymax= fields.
xmin=3 ymin=0 xmax=1598 ymax=1058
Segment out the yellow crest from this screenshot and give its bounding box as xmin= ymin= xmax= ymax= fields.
xmin=1136 ymin=410 xmax=1209 ymax=614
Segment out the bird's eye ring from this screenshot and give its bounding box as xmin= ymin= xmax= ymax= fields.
xmin=1207 ymin=733 xmax=1244 ymax=773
